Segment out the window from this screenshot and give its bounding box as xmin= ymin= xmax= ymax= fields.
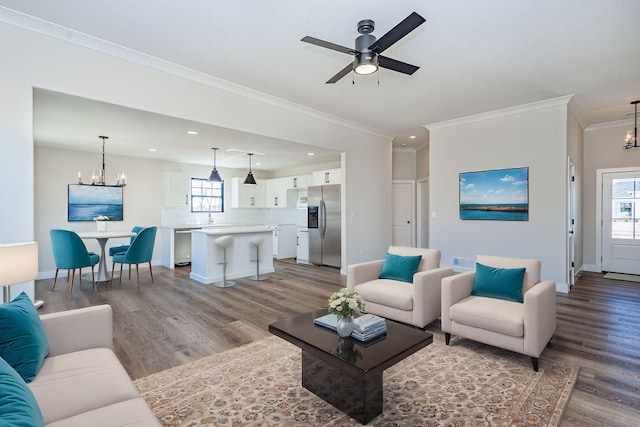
xmin=191 ymin=178 xmax=224 ymax=213
xmin=610 ymin=178 xmax=640 ymax=239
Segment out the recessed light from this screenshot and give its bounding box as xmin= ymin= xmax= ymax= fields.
xmin=409 ymin=135 xmax=416 ymax=139
xmin=148 ymin=148 xmax=157 ymax=152
xmin=308 ymin=152 xmax=315 ymax=156
xmin=187 ymin=131 xmax=199 ymax=135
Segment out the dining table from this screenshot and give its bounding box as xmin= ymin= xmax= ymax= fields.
xmin=78 ymin=230 xmax=136 ymax=282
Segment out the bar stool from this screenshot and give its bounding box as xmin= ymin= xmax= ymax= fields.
xmin=214 ymin=235 xmax=236 ymax=288
xmin=248 ymin=235 xmax=268 ymax=281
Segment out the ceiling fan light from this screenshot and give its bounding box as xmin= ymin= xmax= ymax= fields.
xmin=354 ymin=53 xmax=378 ymax=75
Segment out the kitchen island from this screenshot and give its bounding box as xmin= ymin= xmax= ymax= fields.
xmin=190 ymin=226 xmax=274 ymax=284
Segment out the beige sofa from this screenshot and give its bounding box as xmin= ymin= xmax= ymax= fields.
xmin=29 ymin=305 xmax=160 ymax=426
xmin=347 ymin=246 xmax=454 ymax=328
xmin=441 ymin=255 xmax=556 ymax=371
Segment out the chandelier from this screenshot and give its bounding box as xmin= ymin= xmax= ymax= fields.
xmin=623 ymin=100 xmax=639 ymax=150
xmin=77 ymin=136 xmax=126 ymax=186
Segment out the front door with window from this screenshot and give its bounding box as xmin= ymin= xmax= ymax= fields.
xmin=602 ymin=171 xmax=640 ymax=274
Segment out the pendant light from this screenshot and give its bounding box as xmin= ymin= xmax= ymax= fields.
xmin=623 ymin=100 xmax=639 ymax=150
xmin=208 ymin=147 xmax=222 ymax=182
xmin=243 ymin=153 xmax=257 ymax=185
xmin=77 ymin=136 xmax=126 ymax=186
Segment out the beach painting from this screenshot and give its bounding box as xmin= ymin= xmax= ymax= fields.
xmin=68 ymin=184 xmax=123 ymax=221
xmin=459 ymin=167 xmax=529 ymax=221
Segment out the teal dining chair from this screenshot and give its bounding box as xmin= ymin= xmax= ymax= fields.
xmin=50 ymin=229 xmax=100 ymax=295
xmin=111 ymin=226 xmax=157 ymax=289
xmin=108 ymin=226 xmax=143 ymax=256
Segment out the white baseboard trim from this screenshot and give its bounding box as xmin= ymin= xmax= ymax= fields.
xmin=582 ymin=264 xmax=601 ymax=272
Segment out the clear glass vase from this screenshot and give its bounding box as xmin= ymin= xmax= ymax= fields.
xmin=336 ymin=315 xmax=356 ymax=338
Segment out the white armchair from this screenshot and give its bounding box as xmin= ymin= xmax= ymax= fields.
xmin=347 ymin=246 xmax=454 ymax=328
xmin=441 ymin=255 xmax=556 ymax=371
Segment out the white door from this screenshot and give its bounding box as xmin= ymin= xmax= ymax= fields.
xmin=417 ymin=179 xmax=429 ymax=248
xmin=602 ymin=171 xmax=640 ymax=274
xmin=392 ymin=181 xmax=415 ymax=247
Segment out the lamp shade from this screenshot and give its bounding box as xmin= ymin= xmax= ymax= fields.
xmin=208 ymin=169 xmax=222 ymax=182
xmin=0 ymin=242 xmax=38 ymax=286
xmin=243 ymin=172 xmax=257 ymax=186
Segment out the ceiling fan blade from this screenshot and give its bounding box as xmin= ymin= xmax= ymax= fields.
xmin=378 ymin=55 xmax=420 ymax=75
xmin=369 ymin=12 xmax=426 ymax=54
xmin=301 ymin=36 xmax=355 ymax=55
xmin=326 ymin=63 xmax=353 ymax=84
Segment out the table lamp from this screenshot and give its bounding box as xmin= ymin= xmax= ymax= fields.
xmin=0 ymin=242 xmax=39 ymax=305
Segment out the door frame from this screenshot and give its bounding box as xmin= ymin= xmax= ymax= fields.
xmin=595 ymin=166 xmax=640 ymax=272
xmin=417 ymin=177 xmax=429 ymax=248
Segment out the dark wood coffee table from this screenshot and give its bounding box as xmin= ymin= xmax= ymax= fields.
xmin=268 ymin=309 xmax=433 ymax=423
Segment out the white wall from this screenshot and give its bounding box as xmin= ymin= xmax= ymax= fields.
xmin=583 ymin=120 xmax=640 ymax=268
xmin=0 ymin=20 xmax=393 ymax=292
xmin=392 ymin=148 xmax=417 ymax=180
xmin=566 ymin=102 xmax=584 ymax=277
xmin=427 ymin=97 xmax=571 ymax=289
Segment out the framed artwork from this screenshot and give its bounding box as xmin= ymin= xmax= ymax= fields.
xmin=459 ymin=167 xmax=529 ymax=221
xmin=68 ymin=184 xmax=123 ymax=221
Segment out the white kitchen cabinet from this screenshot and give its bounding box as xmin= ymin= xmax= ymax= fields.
xmin=231 ymin=177 xmax=265 ymax=208
xmin=289 ymin=174 xmax=312 ymax=189
xmin=270 ymin=224 xmax=297 ymax=259
xmin=266 ymin=177 xmax=289 ymax=208
xmin=296 ymin=229 xmax=309 ymax=264
xmin=312 ymin=168 xmax=341 ymax=185
xmin=163 ymin=171 xmax=190 ymax=207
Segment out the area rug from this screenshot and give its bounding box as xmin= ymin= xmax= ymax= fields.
xmin=603 ymin=272 xmax=640 ymax=283
xmin=134 ymin=335 xmax=578 ymax=426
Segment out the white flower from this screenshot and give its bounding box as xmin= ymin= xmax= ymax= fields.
xmin=93 ymin=215 xmax=110 ymax=221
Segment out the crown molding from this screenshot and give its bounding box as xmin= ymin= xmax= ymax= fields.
xmin=424 ymin=95 xmax=575 ymax=131
xmin=585 ymin=118 xmax=635 ymax=132
xmin=567 ymin=96 xmax=587 ymax=129
xmin=0 ymin=7 xmax=391 ymax=141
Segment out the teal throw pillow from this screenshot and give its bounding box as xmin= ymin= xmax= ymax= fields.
xmin=0 ymin=292 xmax=49 ymax=383
xmin=471 ymin=262 xmax=526 ymax=303
xmin=378 ymin=253 xmax=423 ymax=283
xmin=0 ymin=356 xmax=45 ymax=427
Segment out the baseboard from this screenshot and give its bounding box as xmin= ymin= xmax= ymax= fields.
xmin=582 ymin=264 xmax=601 ymax=272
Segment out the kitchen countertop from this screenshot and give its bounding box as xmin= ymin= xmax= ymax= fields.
xmin=160 ymin=223 xmax=238 ymax=229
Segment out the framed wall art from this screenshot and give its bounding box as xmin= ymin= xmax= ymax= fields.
xmin=459 ymin=167 xmax=529 ymax=221
xmin=68 ymin=184 xmax=123 ymax=221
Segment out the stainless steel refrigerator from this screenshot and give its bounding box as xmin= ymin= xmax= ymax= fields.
xmin=307 ymin=184 xmax=341 ymax=268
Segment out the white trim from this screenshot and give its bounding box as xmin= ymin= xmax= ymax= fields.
xmin=0 ymin=7 xmax=390 ymax=141
xmin=417 ymin=177 xmax=429 ymax=248
xmin=585 ymin=119 xmax=635 ymax=132
xmin=582 ymin=264 xmax=600 ymax=272
xmin=424 ymin=95 xmax=574 ymax=131
xmin=567 ymin=97 xmax=587 ymax=129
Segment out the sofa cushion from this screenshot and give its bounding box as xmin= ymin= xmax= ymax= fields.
xmin=450 ymin=295 xmax=524 ymax=337
xmin=47 ymin=398 xmax=160 ymax=427
xmin=379 ymin=253 xmax=422 ymax=283
xmin=354 ymin=279 xmax=414 ymax=311
xmin=471 ymin=262 xmax=525 ymax=303
xmin=0 ymin=292 xmax=49 ymax=382
xmin=0 ymin=356 xmax=45 ymax=427
xmin=28 ymin=348 xmax=140 ymax=424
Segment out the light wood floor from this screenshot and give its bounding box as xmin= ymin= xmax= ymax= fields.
xmin=35 ymin=262 xmax=640 ymax=426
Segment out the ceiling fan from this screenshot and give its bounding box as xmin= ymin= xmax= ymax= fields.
xmin=301 ymin=12 xmax=426 ymax=84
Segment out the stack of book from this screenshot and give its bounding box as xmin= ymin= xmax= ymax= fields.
xmin=351 ymin=314 xmax=387 ymax=342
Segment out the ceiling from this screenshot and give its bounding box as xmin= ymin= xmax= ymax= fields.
xmin=3 ymin=1 xmax=640 ymax=166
